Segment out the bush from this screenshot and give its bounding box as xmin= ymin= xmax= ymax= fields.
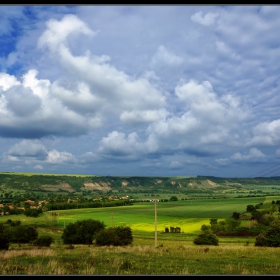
xmin=10 ymin=225 xmax=38 ymax=245
xmin=193 ymin=232 xmax=219 ymax=246
xmin=169 ymin=196 xmax=178 ymax=201
xmin=61 ymin=218 xmax=105 ymax=245
xmin=95 ymin=225 xmax=133 ymax=246
xmin=24 ymin=208 xmax=41 ymax=217
xmin=255 ymin=219 xmax=280 ymax=247
xmin=0 ymin=223 xmax=10 ymax=250
xmin=33 ymin=236 xmax=54 ymax=247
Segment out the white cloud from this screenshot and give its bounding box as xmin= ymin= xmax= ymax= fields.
xmin=215 ymin=158 xmax=229 ymax=166
xmin=46 ymin=149 xmax=76 ymax=164
xmin=120 ymin=109 xmax=169 ymax=125
xmin=151 ymin=45 xmax=184 ymax=67
xmin=7 ymin=155 xmax=20 ymax=162
xmin=0 ymin=73 xmax=20 ymax=91
xmin=38 ymin=14 xmax=96 ymax=53
xmin=191 ymin=11 xmax=219 ymax=26
xmin=34 ymin=164 xmax=43 ymax=170
xmin=8 ymin=140 xmax=47 ymax=158
xmin=230 ymin=148 xmax=266 ymax=162
xmin=169 ymin=160 xmax=183 ymax=169
xmin=248 ymin=119 xmax=280 ymax=146
xmin=97 ymin=131 xmax=145 ymax=159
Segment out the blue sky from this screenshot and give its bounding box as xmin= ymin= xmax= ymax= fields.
xmin=0 ymin=5 xmax=280 ymax=177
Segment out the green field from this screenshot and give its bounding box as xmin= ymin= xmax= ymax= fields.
xmin=1 ymin=194 xmax=280 ymax=275
xmin=1 ymin=195 xmax=274 ymax=237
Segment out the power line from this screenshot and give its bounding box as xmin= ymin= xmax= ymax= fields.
xmin=249 ymin=162 xmax=280 ymax=178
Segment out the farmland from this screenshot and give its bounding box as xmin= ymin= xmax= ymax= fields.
xmin=1 ymin=172 xmax=280 ymax=274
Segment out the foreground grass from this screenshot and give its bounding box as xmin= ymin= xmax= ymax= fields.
xmin=1 ymin=243 xmax=280 ymax=275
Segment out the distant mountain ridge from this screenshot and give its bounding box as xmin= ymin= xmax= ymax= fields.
xmin=1 ymin=172 xmax=280 ymax=195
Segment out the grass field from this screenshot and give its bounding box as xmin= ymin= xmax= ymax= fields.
xmin=1 ymin=195 xmax=280 ymax=275
xmin=0 ymin=172 xmax=99 ymax=177
xmin=1 ymin=195 xmax=276 ymax=236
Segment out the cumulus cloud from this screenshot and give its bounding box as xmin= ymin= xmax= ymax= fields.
xmin=248 ymin=119 xmax=280 ymax=146
xmin=38 ymin=14 xmax=96 ymax=53
xmin=143 ymin=79 xmax=248 ymax=157
xmin=120 ymin=109 xmax=170 ymax=125
xmin=0 ymin=70 xmax=90 ymax=138
xmin=151 ymin=45 xmax=184 ymax=67
xmin=230 ymin=148 xmax=266 ymax=162
xmin=191 ymin=11 xmax=219 ymax=26
xmin=46 ymin=149 xmax=76 ymax=164
xmin=169 ymin=160 xmax=183 ymax=169
xmin=0 ymin=73 xmax=20 ymax=90
xmin=1 ymin=7 xmax=280 ymax=177
xmin=34 ymin=164 xmax=43 ymax=170
xmin=97 ymin=131 xmax=145 ymax=160
xmin=8 ymin=139 xmax=48 ymax=158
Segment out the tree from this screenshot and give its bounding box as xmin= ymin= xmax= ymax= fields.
xmin=210 ymin=218 xmax=218 ymax=226
xmin=25 ymin=208 xmax=41 ymax=217
xmin=193 ymin=232 xmax=219 ymax=246
xmin=201 ymin=224 xmax=211 ymax=232
xmin=33 ymin=236 xmax=54 ymax=247
xmin=232 ymin=212 xmax=240 ymax=220
xmin=61 ymin=219 xmax=105 ymax=245
xmin=0 ymin=223 xmax=10 ymax=250
xmin=10 ymin=225 xmax=38 ymax=246
xmin=255 ymin=219 xmax=280 ymax=247
xmin=169 ymin=196 xmax=178 ymax=201
xmin=95 ymin=225 xmax=133 ymax=246
xmin=246 ymin=205 xmax=256 ymax=212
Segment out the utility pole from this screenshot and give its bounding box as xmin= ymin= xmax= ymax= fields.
xmin=111 ymin=212 xmax=114 ymax=227
xmin=154 ymin=199 xmax=157 ymax=248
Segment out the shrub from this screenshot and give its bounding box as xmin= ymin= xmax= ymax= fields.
xmin=25 ymin=208 xmax=41 ymax=217
xmin=95 ymin=225 xmax=133 ymax=246
xmin=0 ymin=223 xmax=10 ymax=250
xmin=169 ymin=196 xmax=178 ymax=201
xmin=61 ymin=218 xmax=105 ymax=245
xmin=193 ymin=232 xmax=219 ymax=246
xmin=33 ymin=236 xmax=54 ymax=247
xmin=255 ymin=219 xmax=280 ymax=247
xmin=10 ymin=225 xmax=38 ymax=245
xmin=201 ymin=224 xmax=211 ymax=232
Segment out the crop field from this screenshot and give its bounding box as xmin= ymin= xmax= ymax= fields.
xmin=1 ymin=195 xmax=274 ymax=236
xmin=0 ymin=172 xmax=99 ymax=177
xmin=1 ymin=193 xmax=280 ymax=275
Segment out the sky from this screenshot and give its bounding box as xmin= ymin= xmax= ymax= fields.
xmin=0 ymin=5 xmax=280 ymax=178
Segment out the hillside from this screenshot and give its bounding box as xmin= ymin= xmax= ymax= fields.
xmin=1 ymin=172 xmax=280 ymax=196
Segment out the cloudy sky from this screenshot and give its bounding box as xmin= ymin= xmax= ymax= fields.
xmin=0 ymin=5 xmax=280 ymax=178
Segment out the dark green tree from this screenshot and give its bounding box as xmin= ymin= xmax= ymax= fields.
xmin=255 ymin=219 xmax=280 ymax=247
xmin=61 ymin=219 xmax=105 ymax=245
xmin=193 ymin=232 xmax=219 ymax=246
xmin=10 ymin=225 xmax=38 ymax=246
xmin=232 ymin=212 xmax=240 ymax=220
xmin=0 ymin=223 xmax=10 ymax=250
xmin=95 ymin=225 xmax=133 ymax=246
xmin=33 ymin=236 xmax=54 ymax=247
xmin=246 ymin=205 xmax=256 ymax=212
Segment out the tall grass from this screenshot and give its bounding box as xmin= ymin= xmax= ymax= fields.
xmin=1 ymin=244 xmax=280 ymax=275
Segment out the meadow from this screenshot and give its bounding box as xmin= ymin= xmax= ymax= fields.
xmin=1 ymin=194 xmax=280 ymax=275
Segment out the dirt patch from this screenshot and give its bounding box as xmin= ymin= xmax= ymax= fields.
xmin=121 ymin=181 xmax=129 ymax=187
xmin=59 ymin=182 xmax=76 ymax=192
xmin=40 ymin=182 xmax=75 ymax=193
xmin=206 ymin=180 xmax=217 ymax=187
xmin=83 ymin=182 xmax=112 ymax=191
